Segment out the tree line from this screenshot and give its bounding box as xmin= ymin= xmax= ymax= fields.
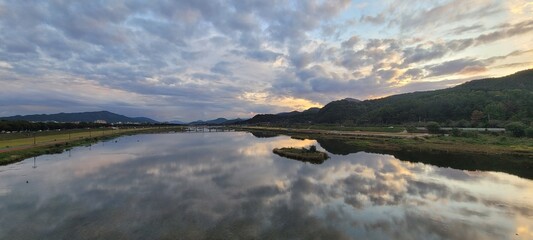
xmin=0 ymin=120 xmax=107 ymax=132
xmin=0 ymin=120 xmax=176 ymax=132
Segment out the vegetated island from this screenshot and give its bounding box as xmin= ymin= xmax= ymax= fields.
xmin=273 ymin=145 xmax=329 ymax=164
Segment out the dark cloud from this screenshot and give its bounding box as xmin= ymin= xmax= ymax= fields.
xmin=245 ymin=49 xmax=282 ymax=62
xmin=376 ymin=69 xmax=399 ymax=82
xmin=447 ymin=24 xmax=485 ymax=35
xmin=400 ymin=68 xmax=425 ymax=80
xmin=402 ymin=42 xmax=458 ymax=65
xmin=390 ymin=0 xmax=502 ymax=32
xmin=289 ymin=50 xmax=314 ymax=69
xmin=401 ymin=20 xmax=533 ymax=66
xmin=190 ymin=73 xmax=220 ymax=81
xmin=341 ymin=36 xmax=360 ymax=49
xmin=335 ymin=38 xmax=402 ymax=70
xmin=493 ymin=62 xmax=533 ymax=69
xmin=210 ymin=61 xmax=233 ymax=75
xmin=360 ymin=13 xmax=386 ymax=25
xmin=181 ymin=51 xmax=206 ymax=61
xmin=426 ymin=58 xmax=487 ymax=77
xmin=475 ymin=19 xmax=533 ymax=45
xmin=262 ymin=0 xmax=351 ymax=44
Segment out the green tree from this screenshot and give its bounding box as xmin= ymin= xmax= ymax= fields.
xmin=484 ymin=103 xmax=505 ymax=120
xmin=526 ymin=128 xmax=533 ymax=138
xmin=406 ymin=125 xmax=418 ymax=133
xmin=470 ymin=110 xmax=484 ymax=127
xmin=309 ymin=145 xmax=317 ymax=152
xmin=505 ymin=122 xmax=526 ymax=137
xmin=426 ymin=122 xmax=441 ymax=134
xmin=451 ymin=128 xmax=461 ymax=137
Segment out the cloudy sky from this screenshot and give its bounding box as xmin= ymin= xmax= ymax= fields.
xmin=0 ymin=0 xmax=532 ymax=122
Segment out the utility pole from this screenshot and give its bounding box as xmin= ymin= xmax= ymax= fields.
xmin=33 ymin=132 xmax=36 ymax=145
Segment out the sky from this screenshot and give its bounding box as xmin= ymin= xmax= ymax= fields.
xmin=0 ymin=0 xmax=532 ymax=122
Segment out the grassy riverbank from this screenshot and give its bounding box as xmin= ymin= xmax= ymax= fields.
xmin=237 ymin=126 xmax=533 ymax=156
xmin=0 ymin=126 xmax=184 ymax=165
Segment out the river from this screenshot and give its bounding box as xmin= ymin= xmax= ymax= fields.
xmin=0 ymin=132 xmax=531 ymax=239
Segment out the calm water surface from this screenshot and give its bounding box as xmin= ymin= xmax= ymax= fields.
xmin=0 ymin=132 xmax=531 ymax=239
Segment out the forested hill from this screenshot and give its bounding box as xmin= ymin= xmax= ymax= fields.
xmin=246 ymin=69 xmax=533 ymax=126
xmin=0 ymin=111 xmax=158 ymax=124
xmin=244 ymin=107 xmax=320 ymax=124
xmin=455 ymin=69 xmax=533 ymax=91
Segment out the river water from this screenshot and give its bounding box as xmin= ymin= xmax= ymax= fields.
xmin=0 ymin=132 xmax=531 ymax=239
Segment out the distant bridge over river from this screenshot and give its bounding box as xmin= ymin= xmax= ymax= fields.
xmin=416 ymin=127 xmax=505 ymax=132
xmin=185 ymin=126 xmax=235 ymax=132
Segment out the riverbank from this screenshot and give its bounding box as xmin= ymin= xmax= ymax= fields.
xmin=0 ymin=127 xmax=184 ymax=165
xmin=236 ymin=126 xmax=533 ymax=157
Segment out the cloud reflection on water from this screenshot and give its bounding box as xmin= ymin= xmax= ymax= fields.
xmin=0 ymin=132 xmax=531 ymax=239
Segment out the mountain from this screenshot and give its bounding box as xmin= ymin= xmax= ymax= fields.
xmin=342 ymin=98 xmax=361 ymax=102
xmin=244 ymin=107 xmax=320 ymax=124
xmin=221 ymin=118 xmax=247 ymax=125
xmin=131 ymin=117 xmax=159 ymax=123
xmin=168 ymin=120 xmax=187 ymax=125
xmin=246 ymin=69 xmax=533 ymax=126
xmin=0 ymin=111 xmax=159 ymax=124
xmin=189 ymin=118 xmax=247 ymax=125
xmin=316 ymin=69 xmax=532 ymax=125
xmin=189 ymin=118 xmax=227 ymax=125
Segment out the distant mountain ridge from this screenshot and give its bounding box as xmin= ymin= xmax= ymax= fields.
xmin=0 ymin=111 xmax=159 ymax=124
xmin=189 ymin=118 xmax=228 ymax=125
xmin=245 ymin=69 xmax=533 ymax=125
xmin=3 ymin=69 xmax=531 ymax=126
xmin=168 ymin=120 xmax=187 ymax=125
xmin=189 ymin=118 xmax=248 ymax=125
xmin=245 ymin=107 xmax=320 ymax=124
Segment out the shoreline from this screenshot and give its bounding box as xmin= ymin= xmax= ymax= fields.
xmin=1 ymin=125 xmax=531 ymax=167
xmin=0 ymin=127 xmax=184 ymax=165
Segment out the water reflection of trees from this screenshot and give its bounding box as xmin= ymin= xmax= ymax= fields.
xmin=249 ymin=131 xmax=280 ymax=138
xmin=316 ymin=138 xmax=533 ymax=180
xmin=247 ymin=132 xmax=533 ymax=179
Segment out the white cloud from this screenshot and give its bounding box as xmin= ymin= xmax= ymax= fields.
xmin=0 ymin=61 xmax=12 ymax=69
